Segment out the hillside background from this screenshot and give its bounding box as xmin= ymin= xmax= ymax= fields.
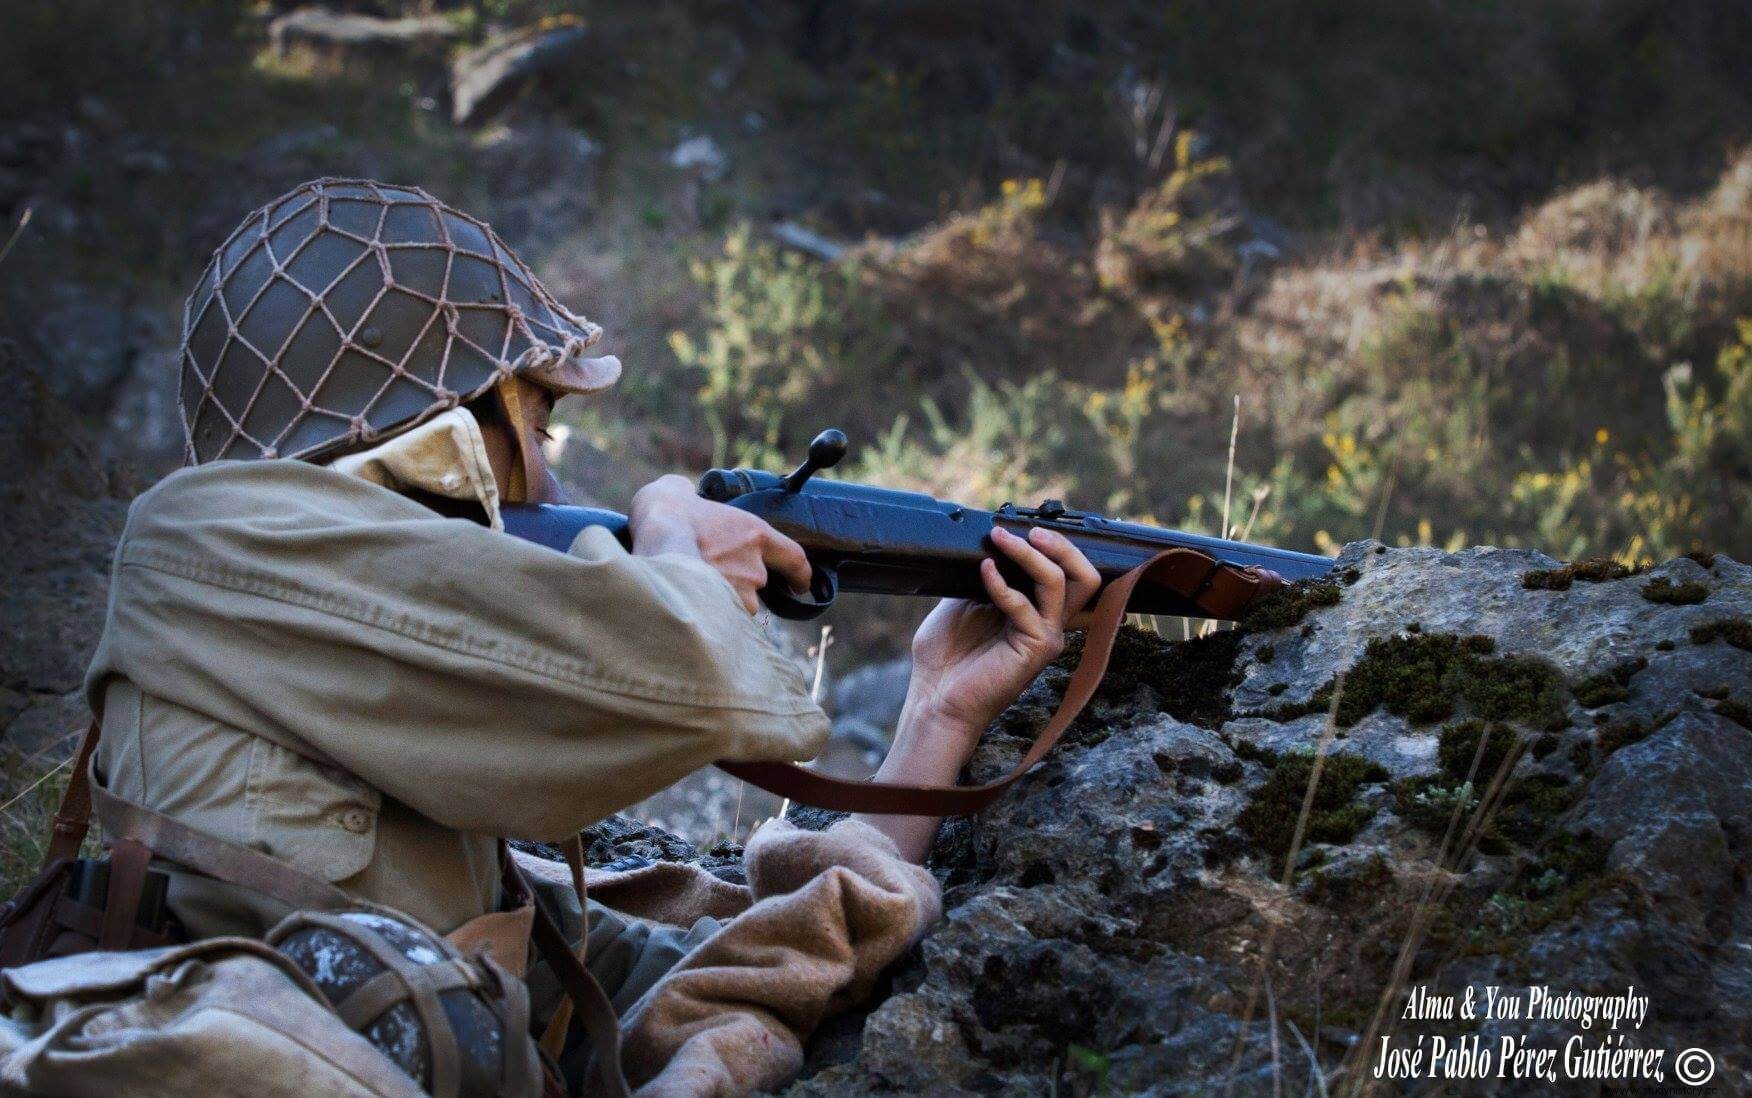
xmin=0 ymin=0 xmax=1748 ymax=783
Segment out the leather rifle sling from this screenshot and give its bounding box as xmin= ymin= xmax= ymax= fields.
xmin=505 ymin=848 xmax=632 ymax=1098
xmin=718 ymin=548 xmax=1272 ymax=815
xmin=43 ymin=720 xmax=102 ymax=867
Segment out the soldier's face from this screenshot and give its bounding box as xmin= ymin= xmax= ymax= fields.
xmin=480 ymin=377 xmax=567 ymax=505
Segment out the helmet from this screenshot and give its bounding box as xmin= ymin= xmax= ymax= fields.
xmin=268 ymin=907 xmax=542 ymax=1097
xmin=178 ymin=178 xmax=620 ymax=465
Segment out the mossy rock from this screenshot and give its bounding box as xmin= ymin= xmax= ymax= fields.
xmin=1050 ymin=624 xmax=1243 ymax=729
xmin=1521 ymin=558 xmax=1645 ymax=590
xmin=1327 ymin=632 xmax=1568 ymax=729
xmin=1640 ymin=577 xmax=1708 ymax=605
xmin=1238 ymin=750 xmax=1390 ymax=874
xmin=1241 ymin=578 xmax=1341 ymax=632
xmin=1690 ymin=616 xmax=1752 ymax=652
xmin=1712 ymin=699 xmax=1752 ymax=731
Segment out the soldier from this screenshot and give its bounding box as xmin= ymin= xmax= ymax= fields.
xmin=77 ymin=179 xmax=1101 ymax=1093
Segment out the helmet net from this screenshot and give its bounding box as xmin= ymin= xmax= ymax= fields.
xmin=179 ymin=178 xmax=600 ymax=464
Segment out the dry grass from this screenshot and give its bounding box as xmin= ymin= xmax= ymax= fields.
xmin=0 ymin=740 xmax=93 ymax=900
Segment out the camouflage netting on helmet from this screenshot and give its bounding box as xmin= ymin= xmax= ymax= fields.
xmin=179 ymin=178 xmax=601 ymax=464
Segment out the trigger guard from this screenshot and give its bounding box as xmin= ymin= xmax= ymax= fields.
xmin=760 ymin=565 xmax=838 ymax=620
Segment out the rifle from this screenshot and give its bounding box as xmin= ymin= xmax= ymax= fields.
xmin=501 ymin=428 xmax=1332 ymax=622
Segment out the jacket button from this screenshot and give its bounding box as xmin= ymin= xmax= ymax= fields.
xmin=339 ymin=808 xmax=373 ymax=834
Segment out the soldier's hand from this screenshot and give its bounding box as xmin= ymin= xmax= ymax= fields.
xmin=904 ymin=526 xmax=1101 ymax=750
xmin=628 ymin=475 xmax=812 ymax=614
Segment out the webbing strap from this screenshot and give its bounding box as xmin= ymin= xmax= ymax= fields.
xmin=87 ymin=757 xmax=353 ymax=912
xmin=716 ymin=548 xmax=1273 ymax=815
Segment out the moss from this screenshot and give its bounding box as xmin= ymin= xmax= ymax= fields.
xmin=1530 ymin=733 xmax=1560 ymax=759
xmin=1303 ymin=852 xmax=1393 ymax=907
xmin=1715 ymin=699 xmax=1752 ymax=731
xmin=1239 ymin=751 xmax=1390 ymax=873
xmin=1242 ymin=578 xmax=1342 ymax=631
xmin=1572 ymin=677 xmax=1629 ymax=708
xmin=1255 ymin=644 xmax=1276 ymax=663
xmin=1566 ymin=740 xmax=1594 ymax=770
xmin=1230 ymin=737 xmax=1281 ymax=766
xmin=1597 ymin=711 xmax=1675 ymax=757
xmin=1393 ymin=775 xmax=1479 ymax=837
xmin=1571 ymin=656 xmax=1646 ymax=709
xmin=1640 ymin=577 xmax=1708 ymax=604
xmin=1493 ymin=774 xmax=1582 ymax=846
xmin=1049 ymin=624 xmax=1243 ymax=730
xmin=1267 ymin=682 xmax=1288 ymax=696
xmin=1405 ymin=622 xmax=1423 ymax=633
xmin=1329 ymin=632 xmax=1567 ymax=729
xmin=1437 ymin=720 xmax=1520 ymax=781
xmin=1694 ymin=684 xmax=1731 ymax=700
xmin=1690 ymin=617 xmax=1752 ymax=652
xmin=1340 ymin=567 xmax=1362 ymax=585
xmin=1654 ymin=638 xmax=1676 ymax=651
xmin=1522 ymin=558 xmax=1645 ymax=590
xmin=1683 ymin=550 xmax=1718 ymax=569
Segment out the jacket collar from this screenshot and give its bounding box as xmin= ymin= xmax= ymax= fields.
xmin=327 ymin=408 xmax=504 ymax=529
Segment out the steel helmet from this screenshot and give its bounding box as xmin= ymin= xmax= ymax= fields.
xmin=178 ymin=177 xmax=619 ymax=465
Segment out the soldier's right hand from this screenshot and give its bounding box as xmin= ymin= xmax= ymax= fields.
xmin=628 ymin=474 xmax=813 ymax=614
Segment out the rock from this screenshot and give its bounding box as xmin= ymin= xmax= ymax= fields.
xmin=667 ymin=135 xmax=729 ymax=182
xmin=831 ymin=657 xmax=910 ymax=736
xmin=1573 ymin=711 xmax=1752 ymax=910
xmin=514 ymin=812 xmax=748 ymax=885
xmin=450 ymin=19 xmax=590 ymax=127
xmin=771 ymin=221 xmax=847 ymax=262
xmin=0 ymin=354 xmax=131 ymax=757
xmin=268 ymin=7 xmax=459 ymax=61
xmin=789 ymin=542 xmax=1752 ymax=1093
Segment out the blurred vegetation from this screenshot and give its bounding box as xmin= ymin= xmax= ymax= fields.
xmin=2 ymin=0 xmax=1748 ymax=577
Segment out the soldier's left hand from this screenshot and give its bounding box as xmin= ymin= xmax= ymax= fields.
xmin=903 ymin=526 xmax=1101 ymax=751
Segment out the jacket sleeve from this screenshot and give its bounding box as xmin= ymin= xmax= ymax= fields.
xmin=620 ymin=819 xmax=943 ymax=1096
xmin=85 ymin=461 xmax=829 ymax=840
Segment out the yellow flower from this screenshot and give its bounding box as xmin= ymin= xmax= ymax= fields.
xmin=1594 ymin=427 xmax=1610 ymax=445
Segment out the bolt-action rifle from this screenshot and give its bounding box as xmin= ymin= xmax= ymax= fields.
xmin=501 ymin=428 xmax=1332 ymax=622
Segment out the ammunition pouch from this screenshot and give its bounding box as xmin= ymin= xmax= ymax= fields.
xmin=0 ymin=855 xmax=184 ymax=967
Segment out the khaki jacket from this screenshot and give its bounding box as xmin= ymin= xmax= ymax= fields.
xmin=84 ymin=410 xmax=829 ymax=938
xmin=62 ymin=410 xmax=943 ymax=1094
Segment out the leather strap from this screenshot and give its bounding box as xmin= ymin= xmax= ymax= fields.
xmin=88 ymin=757 xmax=354 ymax=912
xmin=43 ymin=720 xmax=102 ymax=867
xmin=507 ymin=851 xmax=631 ymax=1098
xmin=718 ymin=548 xmax=1271 ymax=815
xmin=97 ymin=838 xmax=152 ymax=951
xmin=537 ymin=834 xmax=591 ymax=1055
